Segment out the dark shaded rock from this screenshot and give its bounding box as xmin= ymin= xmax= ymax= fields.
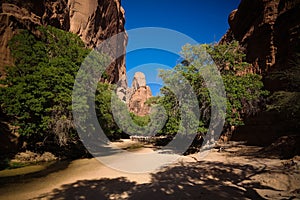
xmin=259 ymin=135 xmax=300 ymax=159
xmin=222 ymin=0 xmax=300 ymax=153
xmin=221 ymin=0 xmax=300 ymax=77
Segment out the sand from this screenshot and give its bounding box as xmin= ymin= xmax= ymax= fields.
xmin=0 ymin=143 xmax=299 ymax=200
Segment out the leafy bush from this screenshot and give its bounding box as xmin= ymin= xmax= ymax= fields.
xmin=267 ymin=91 xmax=300 ymax=129
xmin=157 ymin=42 xmax=268 ymax=139
xmin=95 ymin=82 xmax=124 ymax=140
xmin=0 ymin=26 xmax=89 ymax=146
xmin=266 ymin=53 xmax=300 ymax=91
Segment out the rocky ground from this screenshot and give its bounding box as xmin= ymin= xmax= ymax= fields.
xmin=0 ymin=142 xmax=299 ymax=200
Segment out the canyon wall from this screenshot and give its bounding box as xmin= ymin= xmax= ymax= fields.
xmin=220 ymin=0 xmax=300 ymax=77
xmin=0 ymin=0 xmax=127 ymax=83
xmin=0 ymin=0 xmax=127 ymax=154
xmin=221 ymin=0 xmax=300 ymax=146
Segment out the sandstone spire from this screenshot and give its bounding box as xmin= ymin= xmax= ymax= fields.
xmin=116 ymin=72 xmax=152 ymax=116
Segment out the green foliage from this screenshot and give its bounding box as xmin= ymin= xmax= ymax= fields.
xmin=95 ymin=83 xmax=123 ymax=140
xmin=145 ymin=96 xmax=160 ymax=105
xmin=267 ymin=53 xmax=300 ymax=91
xmin=95 ymin=84 xmax=169 ymax=139
xmin=95 ymin=82 xmax=155 ymax=140
xmin=146 ymin=95 xmax=182 ymax=136
xmin=155 ymin=87 xmax=181 ymax=136
xmin=157 ymin=41 xmax=268 ymax=138
xmin=208 ymin=42 xmax=268 ymax=126
xmin=265 ymin=52 xmax=300 ymax=127
xmin=267 ymin=91 xmax=300 ymax=116
xmin=266 ymin=91 xmax=300 ymax=132
xmin=223 ymin=73 xmax=268 ymax=126
xmin=95 ymin=82 xmax=156 ymax=139
xmin=205 ymin=41 xmax=251 ymax=74
xmin=0 ymin=26 xmax=90 ymax=146
xmin=130 ymin=113 xmax=150 ymax=127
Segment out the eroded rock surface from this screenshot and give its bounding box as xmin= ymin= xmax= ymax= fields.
xmin=128 ymin=85 xmax=152 ymax=116
xmin=132 ymin=72 xmax=146 ymax=91
xmin=0 ymin=0 xmax=127 ymax=83
xmin=220 ymin=0 xmax=300 ymax=75
xmin=128 ymin=72 xmax=152 ymax=116
xmin=116 ymin=72 xmax=152 ymax=116
xmin=222 ymin=0 xmax=300 ymax=147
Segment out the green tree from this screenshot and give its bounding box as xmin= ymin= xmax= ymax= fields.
xmin=157 ymin=42 xmax=268 ymax=146
xmin=95 ymin=82 xmax=124 ymax=140
xmin=207 ymin=42 xmax=269 ymax=127
xmin=0 ymin=26 xmax=89 ymax=146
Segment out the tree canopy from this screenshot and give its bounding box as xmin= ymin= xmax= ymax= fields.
xmin=155 ymin=42 xmax=268 ymax=143
xmin=0 ymin=27 xmax=269 ymax=155
xmin=0 ymin=26 xmax=90 ymax=146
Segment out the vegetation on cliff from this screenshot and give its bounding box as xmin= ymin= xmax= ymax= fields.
xmin=0 ymin=26 xmax=89 ymax=149
xmin=0 ymin=27 xmax=270 ymax=156
xmin=148 ymin=41 xmax=268 ymax=150
xmin=1 ymin=24 xmax=297 ymax=158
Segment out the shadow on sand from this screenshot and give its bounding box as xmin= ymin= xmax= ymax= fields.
xmin=34 ymin=160 xmax=282 ymax=200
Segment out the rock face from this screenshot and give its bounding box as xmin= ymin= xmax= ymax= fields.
xmin=0 ymin=0 xmax=127 ymax=83
xmin=128 ymin=85 xmax=152 ymax=116
xmin=220 ymin=0 xmax=300 ymax=75
xmin=132 ymin=72 xmax=146 ymax=91
xmin=116 ymin=72 xmax=152 ymax=116
xmin=221 ymin=0 xmax=300 ymax=146
xmin=128 ymin=72 xmax=152 ymax=116
xmin=116 ymin=74 xmax=128 ymax=102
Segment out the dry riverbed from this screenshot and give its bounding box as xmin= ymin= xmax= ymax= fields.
xmin=0 ymin=141 xmax=299 ymax=200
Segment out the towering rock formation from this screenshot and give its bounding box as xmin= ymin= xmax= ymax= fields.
xmin=128 ymin=72 xmax=152 ymax=116
xmin=220 ymin=0 xmax=300 ymax=76
xmin=132 ymin=72 xmax=147 ymax=91
xmin=0 ymin=0 xmax=127 ymax=83
xmin=116 ymin=72 xmax=152 ymax=116
xmin=221 ymin=0 xmax=300 ymax=147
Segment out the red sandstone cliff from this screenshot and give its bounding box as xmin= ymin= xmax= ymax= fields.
xmin=222 ymin=0 xmax=300 ymax=147
xmin=220 ymin=0 xmax=300 ymax=76
xmin=0 ymin=0 xmax=127 ymax=154
xmin=128 ymin=72 xmax=152 ymax=116
xmin=0 ymin=0 xmax=127 ymax=83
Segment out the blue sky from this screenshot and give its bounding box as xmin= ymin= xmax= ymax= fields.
xmin=122 ymin=0 xmax=240 ymax=96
